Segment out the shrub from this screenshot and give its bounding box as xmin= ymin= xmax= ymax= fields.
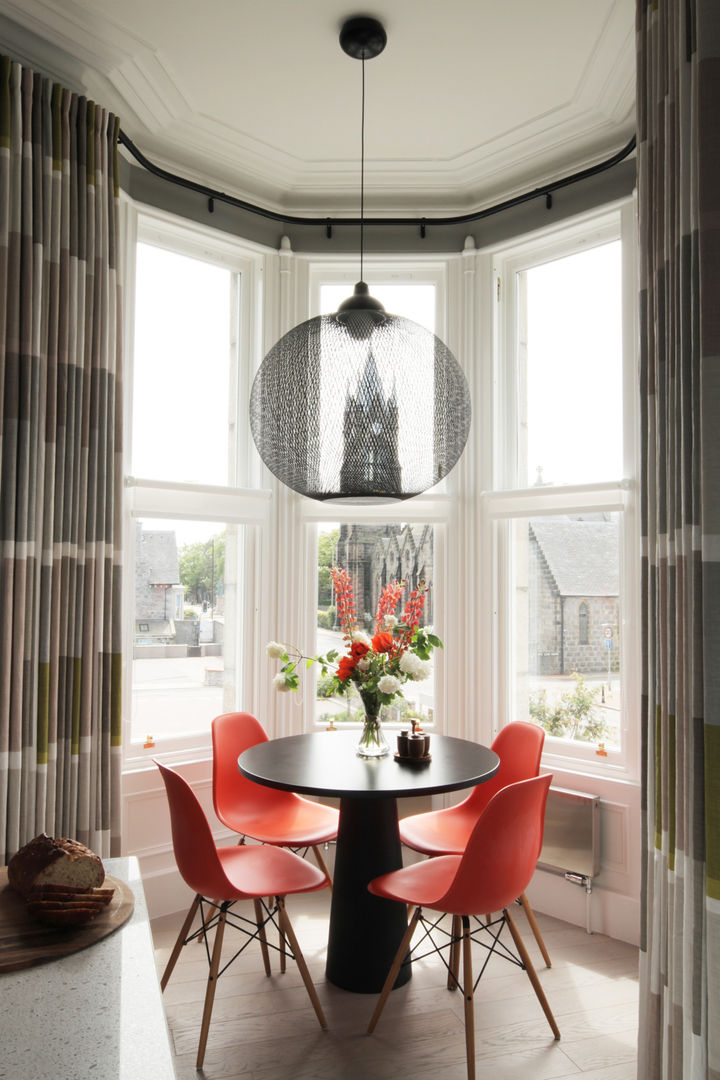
xmin=316 ymin=607 xmax=337 ymax=630
xmin=529 ymin=673 xmax=610 ymax=743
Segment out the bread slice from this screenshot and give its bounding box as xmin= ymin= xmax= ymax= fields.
xmin=8 ymin=834 xmax=105 ymax=899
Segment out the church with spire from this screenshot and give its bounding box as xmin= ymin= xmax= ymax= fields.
xmin=339 ymin=349 xmax=401 ymax=497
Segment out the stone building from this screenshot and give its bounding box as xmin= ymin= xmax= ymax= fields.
xmin=134 ymin=522 xmax=185 ymax=644
xmin=337 ymin=523 xmax=434 ymax=628
xmin=528 ymin=516 xmax=619 ymax=675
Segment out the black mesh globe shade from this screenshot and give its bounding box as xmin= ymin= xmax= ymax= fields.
xmin=250 ymin=294 xmax=471 ymax=503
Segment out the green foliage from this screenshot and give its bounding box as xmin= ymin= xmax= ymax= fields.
xmin=317 ymin=528 xmax=340 ymax=606
xmin=316 ymin=607 xmax=337 ymax=630
xmin=178 ymin=531 xmax=225 ymax=604
xmin=529 ymin=673 xmax=610 ymax=743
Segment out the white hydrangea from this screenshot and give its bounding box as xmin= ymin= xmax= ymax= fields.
xmin=378 ymin=674 xmax=402 ymax=695
xmin=411 ymin=660 xmax=432 ymax=681
xmin=266 ymin=641 xmax=285 ymax=659
xmin=351 ymin=629 xmax=372 ymax=647
xmin=272 ymin=673 xmax=292 ymax=692
xmin=399 ymin=651 xmax=423 ymax=676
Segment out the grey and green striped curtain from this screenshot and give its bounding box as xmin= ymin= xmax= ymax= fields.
xmin=0 ymin=56 xmax=122 ymax=864
xmin=637 ymin=2 xmax=719 ymax=1077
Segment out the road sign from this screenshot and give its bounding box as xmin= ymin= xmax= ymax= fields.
xmin=604 ymin=626 xmax=613 ymax=639
xmin=605 ymin=639 xmax=612 ymax=649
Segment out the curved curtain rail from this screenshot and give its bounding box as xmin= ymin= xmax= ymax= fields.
xmin=118 ymin=130 xmax=636 ymax=232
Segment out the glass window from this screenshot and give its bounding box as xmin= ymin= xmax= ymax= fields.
xmin=319 ymin=283 xmax=436 ymax=332
xmin=132 ymin=243 xmax=234 ymax=485
xmin=315 ymin=521 xmax=436 ymax=729
xmin=512 ymin=513 xmax=621 ymax=753
xmin=492 ymin=209 xmax=636 ymax=772
xmin=131 ymin=518 xmax=240 ymax=743
xmin=518 ymin=241 xmax=623 ymax=487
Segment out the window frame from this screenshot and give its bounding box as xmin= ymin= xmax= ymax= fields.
xmin=295 ymin=257 xmax=461 ymax=736
xmin=122 ymin=204 xmax=271 ymax=768
xmin=488 ymin=200 xmax=640 ymax=780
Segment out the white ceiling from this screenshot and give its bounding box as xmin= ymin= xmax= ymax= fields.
xmin=0 ymin=0 xmax=635 ymax=216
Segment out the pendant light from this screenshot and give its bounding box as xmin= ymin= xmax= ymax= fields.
xmin=249 ymin=16 xmax=471 ymax=503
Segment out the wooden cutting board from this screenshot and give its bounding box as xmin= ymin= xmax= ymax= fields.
xmin=0 ymin=868 xmax=135 ymax=973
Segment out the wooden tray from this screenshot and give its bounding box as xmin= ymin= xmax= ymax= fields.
xmin=0 ymin=867 xmax=134 ymax=973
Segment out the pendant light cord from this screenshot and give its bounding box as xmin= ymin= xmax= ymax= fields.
xmin=360 ymin=55 xmax=366 ymax=282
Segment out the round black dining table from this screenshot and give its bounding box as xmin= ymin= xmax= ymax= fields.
xmin=238 ymin=730 xmax=499 ymax=993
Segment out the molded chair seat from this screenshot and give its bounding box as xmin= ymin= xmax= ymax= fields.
xmin=156 ymin=760 xmax=329 ymax=1069
xmin=399 ymin=720 xmax=551 ymax=966
xmin=367 ymin=775 xmax=559 ymax=1080
xmin=212 ymin=711 xmax=339 ymax=885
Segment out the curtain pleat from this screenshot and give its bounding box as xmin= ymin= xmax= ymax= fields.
xmin=637 ymin=1 xmax=720 ymax=1076
xmin=0 ymin=55 xmax=122 ymax=862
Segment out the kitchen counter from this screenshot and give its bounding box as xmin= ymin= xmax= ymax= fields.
xmin=0 ymin=856 xmax=175 ymax=1080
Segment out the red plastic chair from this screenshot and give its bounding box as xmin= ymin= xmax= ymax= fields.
xmin=155 ymin=760 xmax=328 ymax=1069
xmin=367 ymin=775 xmax=559 ymax=1080
xmin=212 ymin=712 xmax=338 ymax=889
xmin=399 ymin=720 xmax=551 ymax=966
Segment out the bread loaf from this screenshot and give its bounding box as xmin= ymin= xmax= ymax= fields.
xmin=8 ymin=833 xmax=105 ymax=899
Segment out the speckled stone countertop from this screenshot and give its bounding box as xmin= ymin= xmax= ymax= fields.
xmin=0 ymin=856 xmax=176 ymax=1080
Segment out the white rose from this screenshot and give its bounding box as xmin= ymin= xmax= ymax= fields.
xmin=351 ymin=630 xmax=372 ymax=647
xmin=378 ymin=674 xmax=402 ymax=695
xmin=273 ymin=673 xmax=292 ymax=692
xmin=382 ymin=614 xmax=398 ymax=630
xmin=266 ymin=641 xmax=285 ymax=659
xmin=399 ymin=651 xmax=423 ymax=676
xmin=356 ymin=656 xmax=371 ymax=672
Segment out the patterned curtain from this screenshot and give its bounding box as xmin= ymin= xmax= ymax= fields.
xmin=0 ymin=56 xmax=122 ymax=863
xmin=637 ymin=3 xmax=720 ymax=1077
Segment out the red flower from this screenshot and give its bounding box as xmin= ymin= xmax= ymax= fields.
xmin=336 ymin=655 xmax=357 ymax=682
xmin=351 ymin=641 xmax=369 ymax=660
xmin=371 ymin=631 xmax=394 ymax=654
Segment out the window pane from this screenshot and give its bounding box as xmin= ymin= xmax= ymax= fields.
xmin=316 ymin=522 xmax=436 ymax=728
xmin=519 ymin=241 xmax=623 ymax=487
xmin=131 ymin=518 xmax=239 ymax=741
xmin=319 ymin=283 xmax=436 ymax=332
xmin=133 ymin=244 xmax=233 ymax=484
xmin=513 ymin=513 xmax=621 ymax=752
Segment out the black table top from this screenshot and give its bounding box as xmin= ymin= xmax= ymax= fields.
xmin=238 ymin=731 xmax=499 ymax=800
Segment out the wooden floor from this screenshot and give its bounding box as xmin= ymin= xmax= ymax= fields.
xmin=151 ymin=891 xmax=639 ymax=1080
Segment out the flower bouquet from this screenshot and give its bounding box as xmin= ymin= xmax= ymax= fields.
xmin=267 ymin=565 xmax=442 ymax=757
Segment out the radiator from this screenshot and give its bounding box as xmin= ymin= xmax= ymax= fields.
xmin=538 ymin=785 xmax=600 ymax=880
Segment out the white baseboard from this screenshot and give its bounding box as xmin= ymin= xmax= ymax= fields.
xmin=527 ymin=867 xmax=640 ymax=946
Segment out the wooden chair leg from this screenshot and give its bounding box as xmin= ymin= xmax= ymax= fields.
xmin=447 ymin=913 xmax=461 ymax=990
xmin=505 ymin=908 xmax=560 ymax=1040
xmin=518 ymin=891 xmax=551 ymax=967
xmin=311 ymin=844 xmax=333 ymax=894
xmin=196 ymin=905 xmax=227 ymax=1068
xmin=278 ymin=895 xmax=287 ymax=973
xmin=367 ymin=906 xmax=421 ymax=1034
xmin=161 ymin=894 xmax=201 ymax=991
xmin=253 ymin=898 xmax=272 ymax=976
xmin=461 ymin=915 xmax=476 ymax=1080
xmin=276 ymin=897 xmax=328 ymax=1029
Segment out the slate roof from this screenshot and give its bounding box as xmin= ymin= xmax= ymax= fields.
xmin=530 ymin=518 xmax=619 ymax=596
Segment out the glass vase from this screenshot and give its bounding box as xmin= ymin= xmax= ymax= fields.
xmin=356 ymin=714 xmax=390 ymax=758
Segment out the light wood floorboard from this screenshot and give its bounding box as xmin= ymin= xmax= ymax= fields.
xmin=151 ymin=891 xmax=639 ymax=1080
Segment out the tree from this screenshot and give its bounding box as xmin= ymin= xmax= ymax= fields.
xmin=317 ymin=527 xmax=340 ymax=607
xmin=179 ymin=532 xmax=225 ymax=605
